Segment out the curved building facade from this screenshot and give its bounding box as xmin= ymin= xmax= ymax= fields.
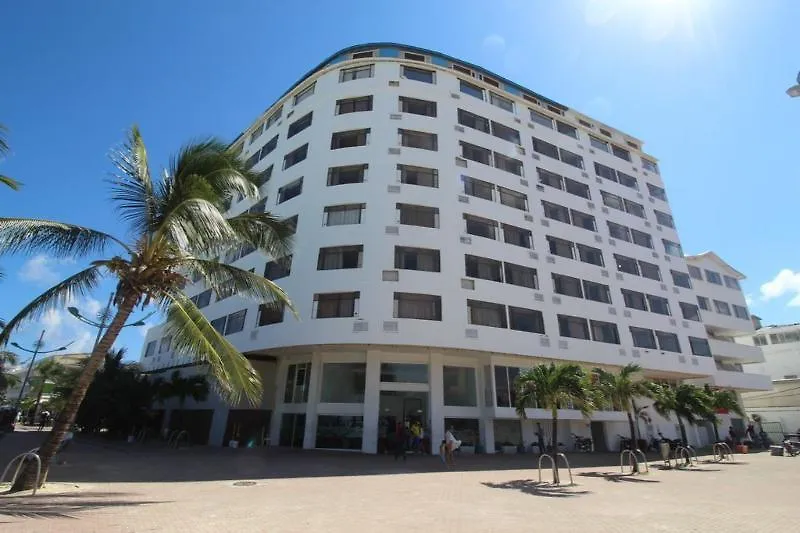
xmin=140 ymin=43 xmax=768 ymax=451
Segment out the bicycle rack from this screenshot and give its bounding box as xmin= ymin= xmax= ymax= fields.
xmin=673 ymin=446 xmax=695 ymax=468
xmin=537 ymin=453 xmax=574 ymax=485
xmin=166 ymin=429 xmax=181 ymax=447
xmin=712 ymin=442 xmax=735 ymax=463
xmin=171 ymin=430 xmax=190 ymax=449
xmin=1 ymin=450 xmax=43 ymax=496
xmin=136 ymin=427 xmax=148 ymax=443
xmin=684 ymin=445 xmax=699 ymax=464
xmin=621 ymin=449 xmax=650 ymax=474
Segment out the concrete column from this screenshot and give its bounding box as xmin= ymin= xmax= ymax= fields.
xmin=361 ymin=349 xmax=381 ymax=453
xmin=208 ymin=405 xmax=229 ymax=446
xmin=269 ymin=357 xmax=288 ymax=445
xmin=480 ymin=416 xmax=496 ymax=454
xmin=429 ymin=350 xmax=445 ymax=449
xmin=303 ymin=351 xmax=323 ymax=449
xmin=521 ymin=419 xmax=536 ymax=450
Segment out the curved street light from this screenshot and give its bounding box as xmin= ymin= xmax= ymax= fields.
xmin=787 ymin=71 xmax=800 ymax=98
xmin=11 ymin=330 xmax=73 ymax=411
xmin=67 ymin=292 xmax=154 ymax=350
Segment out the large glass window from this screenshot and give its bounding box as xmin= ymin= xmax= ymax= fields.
xmin=380 ymin=363 xmax=428 ymax=383
xmin=558 ymin=314 xmax=590 ymax=340
xmin=494 ymin=366 xmax=520 ymax=407
xmin=395 ymin=246 xmax=440 ymax=272
xmin=314 ymin=292 xmax=359 ymax=318
xmin=656 ymin=331 xmax=681 ymax=353
xmin=399 ymin=96 xmax=437 ymax=117
xmin=630 ymin=327 xmax=657 ymax=349
xmin=336 ymin=96 xmax=373 ymax=114
xmin=591 ymin=320 xmax=620 ymax=344
xmin=504 ymin=262 xmax=538 ymax=289
xmin=467 ymin=299 xmax=507 ymax=328
xmin=443 ymin=366 xmax=477 ymax=407
xmin=320 ymin=362 xmax=366 ymax=403
xmin=680 ymin=302 xmax=701 ymax=321
xmin=402 ymin=65 xmax=434 ymax=83
xmin=284 ymin=362 xmax=311 ymax=403
xmin=317 ymin=245 xmax=363 ymax=270
xmin=458 ymin=108 xmax=490 ymax=133
xmin=508 ymin=307 xmax=545 ymax=333
xmin=394 ymin=292 xmax=442 ymax=321
xmin=460 ymin=141 xmax=492 ymax=164
xmin=323 ymin=204 xmax=364 ymax=226
xmin=463 ymin=176 xmax=494 ymax=201
xmin=398 ymin=164 xmax=438 ymax=187
xmin=315 ymin=415 xmax=363 ymax=450
xmin=340 ymin=64 xmax=373 ymax=82
xmin=328 ymin=164 xmax=366 ymax=186
xmin=399 ymin=128 xmax=438 ymax=150
xmin=459 ymin=79 xmax=484 ymax=100
xmin=465 ymin=254 xmax=503 ymax=282
xmin=689 ymin=337 xmax=712 ymax=357
xmin=287 ymin=112 xmax=312 ymax=138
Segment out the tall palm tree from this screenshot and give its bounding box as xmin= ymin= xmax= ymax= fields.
xmin=0 ymin=350 xmax=20 ymax=396
xmin=0 ymin=126 xmax=294 ymax=492
xmin=162 ymin=370 xmax=210 ymax=409
xmin=515 ymin=362 xmax=595 ymax=484
xmin=648 ymin=383 xmax=712 ymax=446
xmin=30 ymin=357 xmax=66 ymax=419
xmin=703 ymin=385 xmax=744 ymax=442
xmin=593 ymin=363 xmax=652 ymax=452
xmin=0 ymin=122 xmax=20 ymax=191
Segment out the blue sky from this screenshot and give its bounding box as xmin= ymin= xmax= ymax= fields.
xmin=1 ymin=0 xmax=799 ymax=360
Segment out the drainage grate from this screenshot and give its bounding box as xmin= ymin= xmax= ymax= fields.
xmin=233 ymin=481 xmax=257 ymax=487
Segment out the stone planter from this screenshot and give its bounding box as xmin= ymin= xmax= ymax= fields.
xmin=229 ymin=440 xmax=239 ymax=449
xmin=501 ymin=445 xmax=517 ymax=455
xmin=460 ymin=445 xmax=475 ymax=455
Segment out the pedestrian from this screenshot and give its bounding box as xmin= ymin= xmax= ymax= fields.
xmin=444 ymin=426 xmax=460 ymax=467
xmin=38 ymin=410 xmax=51 ymax=431
xmin=394 ymin=421 xmax=407 ymax=461
xmin=727 ymin=425 xmax=737 ymax=446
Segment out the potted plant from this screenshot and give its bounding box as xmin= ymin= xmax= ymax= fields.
xmin=501 ymin=441 xmax=517 ymax=454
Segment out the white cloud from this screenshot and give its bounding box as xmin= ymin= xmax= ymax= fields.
xmin=760 ymin=269 xmax=800 ymax=306
xmin=18 ymin=255 xmax=61 ymax=285
xmin=482 ymin=34 xmax=506 ymax=50
xmin=745 ymin=294 xmax=754 ymax=307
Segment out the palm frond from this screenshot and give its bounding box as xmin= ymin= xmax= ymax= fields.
xmin=0 ymin=123 xmax=9 ymax=156
xmin=1 ymin=175 xmax=21 ymax=190
xmin=109 ymin=126 xmax=156 ymax=235
xmin=226 ymin=212 xmax=294 ymax=259
xmin=707 ymin=387 xmax=745 ymax=418
xmin=0 ymin=266 xmax=102 ymax=345
xmin=170 ymin=138 xmax=259 ymax=202
xmin=0 ymin=218 xmax=131 ymax=258
xmin=162 ymin=292 xmax=261 ymax=405
xmin=152 ymin=198 xmax=238 ymax=254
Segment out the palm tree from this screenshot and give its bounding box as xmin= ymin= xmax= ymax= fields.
xmin=648 ymin=383 xmax=712 ymax=446
xmin=703 ymin=385 xmax=744 ymax=443
xmin=30 ymin=357 xmax=66 ymax=419
xmin=0 ymin=350 xmax=20 ymax=397
xmin=593 ymin=363 xmax=652 ymax=452
xmin=163 ymin=370 xmax=210 ymax=409
xmin=0 ymin=122 xmax=20 ymax=191
xmin=515 ymin=363 xmax=595 ymax=484
xmin=0 ymin=126 xmax=294 ymax=492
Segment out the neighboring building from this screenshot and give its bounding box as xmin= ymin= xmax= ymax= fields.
xmin=3 ymin=352 xmax=89 ymax=406
xmin=139 ymin=43 xmax=769 ymax=451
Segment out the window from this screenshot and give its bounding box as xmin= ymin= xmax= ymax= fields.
xmin=663 ymin=239 xmax=683 ymax=257
xmin=247 ymin=198 xmax=267 ymax=214
xmin=287 ymin=112 xmax=312 ymax=138
xmin=395 ymin=246 xmax=440 ymax=272
xmin=591 ymin=320 xmax=620 ymax=344
xmin=402 ymin=65 xmax=434 ymax=83
xmin=458 ymin=109 xmax=490 ymax=133
xmin=538 ymin=168 xmax=563 ymax=189
xmin=647 ymin=295 xmax=671 ymax=316
xmin=284 ymin=215 xmax=298 ymax=235
xmin=264 ymin=256 xmax=292 ymax=280
xmin=753 ymin=335 xmax=768 ymax=346
xmin=381 ymin=363 xmax=428 ymax=383
xmin=293 ymin=83 xmax=315 ymax=106
xmin=589 ymin=135 xmax=609 ymax=151
xmin=641 ymin=158 xmax=659 ymax=173
xmin=612 ymin=145 xmax=631 ymax=161
xmin=321 ymin=363 xmax=366 ymax=403
xmin=328 ymin=164 xmax=366 ymax=186
xmin=570 ymin=209 xmax=596 ymax=231
xmin=615 ymin=254 xmax=640 ymax=275
xmin=284 ymin=362 xmax=311 ymax=403
xmin=502 ymin=223 xmax=532 ymax=248
xmin=398 ymin=164 xmax=438 ymax=187
xmin=688 ymin=265 xmax=702 ymax=280
xmin=315 ymin=415 xmax=363 ymax=450
xmin=318 ymin=245 xmax=363 ymax=270
xmin=336 ymin=95 xmax=373 ymax=114
xmin=631 ymin=229 xmax=653 ymax=249
xmin=215 ymin=278 xmax=236 ymax=300
xmin=331 ymin=128 xmax=370 ymax=149
xmin=733 ymin=304 xmax=749 ymax=320
xmin=565 ymin=177 xmax=590 ymax=199
xmin=340 ymin=64 xmax=373 ymax=82
xmin=509 ymin=306 xmax=545 ymax=333
xmin=257 ymin=135 xmax=278 ymax=162
xmin=398 ymin=203 xmax=438 ymax=228
xmin=622 ymin=289 xmax=648 ymax=311
xmin=443 ymin=366 xmax=477 ymax=407
xmin=255 ymin=165 xmax=273 ymax=186
xmin=713 ymin=300 xmax=731 ymax=315
xmin=192 ymin=289 xmax=212 ymax=309
xmin=467 ymin=300 xmax=507 ymax=328
xmin=394 ymin=292 xmax=442 ymax=321
xmin=224 ymin=309 xmax=247 ymax=335
xmin=460 ymin=141 xmax=492 ymax=164
xmin=595 ymin=162 xmax=617 ymax=182
xmin=314 ymin=292 xmax=359 ymax=318
xmin=623 ymin=199 xmax=646 ymax=218
xmin=464 ymin=214 xmax=497 ymax=239
xmin=459 ymin=79 xmax=484 ymax=99
xmin=494 ymin=366 xmax=520 ymax=407
xmin=249 ymin=122 xmax=264 ymax=143
xmin=278 ymin=178 xmax=303 ymax=203
xmin=494 ymin=152 xmax=523 ymax=175
xmin=639 ymin=261 xmax=661 ymax=281
xmin=462 ymin=176 xmax=493 ymax=200
xmin=399 ymin=129 xmax=437 ymax=150
xmin=532 ymin=137 xmax=559 ymax=159
xmin=465 ymin=255 xmax=503 ymax=282
xmin=671 ymin=270 xmax=692 ymax=289
xmin=602 ymin=191 xmax=625 ymax=211
xmin=689 ymin=337 xmax=712 ymax=357
xmin=630 ymin=327 xmax=657 ymax=349
xmin=680 ymin=302 xmax=701 ymax=321
xmin=265 ymin=106 xmax=282 ymax=129
xmin=529 ymin=109 xmax=553 ymax=128
xmin=583 ymin=280 xmax=612 ymax=303
xmin=144 ymin=341 xmax=156 ymax=357
xmin=724 ymin=275 xmax=740 ymax=290
xmin=559 ymin=148 xmax=584 ymax=169
xmin=500 ymin=187 xmax=529 ymax=210
xmin=283 ymin=144 xmax=308 ymax=169
xmin=617 ymin=172 xmax=638 ymax=190
xmin=656 ymin=331 xmax=681 ymax=353
xmin=655 ymin=210 xmax=675 ymax=228
xmin=352 ymin=50 xmax=374 ymax=59
xmin=600 ymin=128 xmax=612 ymax=137
xmin=542 ymin=201 xmax=570 ymax=223
xmin=491 ymin=121 xmax=521 ymax=144
xmin=577 ymin=243 xmax=604 ymax=266
xmin=558 ymin=315 xmax=590 ymax=340
xmin=490 ymin=92 xmax=514 ymax=112
xmin=705 ymin=270 xmax=723 ymax=285
xmin=607 ymin=221 xmax=631 ymax=242
xmin=399 ymin=96 xmax=437 ymax=117
xmin=324 ymin=203 xmax=364 ymax=226
xmin=504 ymin=263 xmax=538 ymax=289
xmin=547 ymin=236 xmax=574 ymax=259
xmin=697 ymin=296 xmax=710 ymax=311
xmin=556 ymin=121 xmax=578 ymax=138
xmin=553 ymin=273 xmax=583 ymax=298
xmin=648 ymin=183 xmax=667 ymax=201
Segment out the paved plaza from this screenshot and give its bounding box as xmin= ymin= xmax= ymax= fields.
xmin=0 ymin=429 xmax=796 ymax=532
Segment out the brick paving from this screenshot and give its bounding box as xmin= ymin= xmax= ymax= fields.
xmin=1 ymin=429 xmax=796 ymax=532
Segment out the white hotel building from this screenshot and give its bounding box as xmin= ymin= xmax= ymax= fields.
xmin=139 ymin=43 xmax=770 ymax=452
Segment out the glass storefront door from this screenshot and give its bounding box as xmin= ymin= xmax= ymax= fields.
xmin=378 ymin=391 xmax=429 ymax=454
xmin=279 ymin=413 xmax=306 ymax=448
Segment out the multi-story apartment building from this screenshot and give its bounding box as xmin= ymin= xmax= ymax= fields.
xmin=139 ymin=43 xmax=769 ymax=452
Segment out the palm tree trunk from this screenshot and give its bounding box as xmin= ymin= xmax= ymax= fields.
xmin=551 ymin=407 xmax=560 ymax=485
xmin=34 ymin=383 xmax=45 ymax=421
xmin=712 ymin=420 xmax=720 ymax=442
xmin=626 ymin=409 xmax=639 ymax=473
xmin=10 ymin=295 xmax=137 ymax=492
xmin=677 ymin=417 xmax=688 ymax=446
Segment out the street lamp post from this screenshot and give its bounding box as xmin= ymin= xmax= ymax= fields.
xmin=11 ymin=330 xmax=73 ymax=411
xmin=68 ymin=292 xmax=152 ymax=350
xmin=786 ymin=71 xmax=800 ymax=98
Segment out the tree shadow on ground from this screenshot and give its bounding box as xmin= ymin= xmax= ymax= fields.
xmin=481 ymin=479 xmax=590 ymax=498
xmin=577 ymin=471 xmax=659 ymax=483
xmin=653 ymin=465 xmax=722 ymax=473
xmin=0 ymin=491 xmax=166 ymax=520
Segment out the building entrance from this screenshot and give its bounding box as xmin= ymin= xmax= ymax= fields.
xmin=378 ymin=391 xmax=429 ymax=454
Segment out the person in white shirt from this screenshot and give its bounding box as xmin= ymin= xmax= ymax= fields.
xmin=444 ymin=427 xmax=461 ymax=466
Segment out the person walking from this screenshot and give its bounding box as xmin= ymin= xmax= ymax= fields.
xmin=444 ymin=427 xmax=460 ymax=467
xmin=394 ymin=421 xmax=408 ymax=461
xmin=37 ymin=410 xmax=51 ymax=431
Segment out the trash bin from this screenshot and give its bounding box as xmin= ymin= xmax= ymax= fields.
xmin=659 ymin=442 xmax=671 ymax=461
